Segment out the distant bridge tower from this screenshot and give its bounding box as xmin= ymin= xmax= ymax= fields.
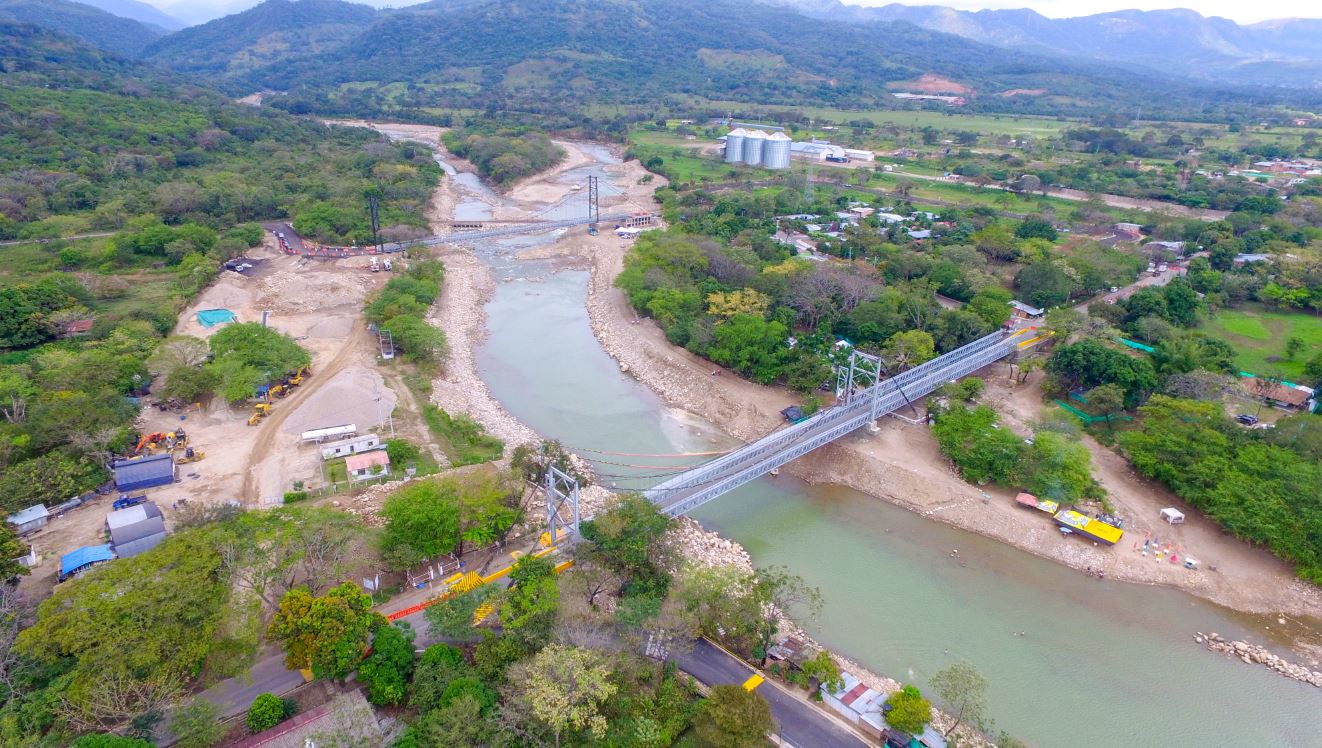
xmin=545 ymin=465 xmax=580 ymax=545
xmin=587 ymin=176 xmax=600 ymax=235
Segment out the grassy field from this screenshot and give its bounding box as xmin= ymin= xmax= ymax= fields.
xmin=1201 ymin=307 xmax=1322 ymax=380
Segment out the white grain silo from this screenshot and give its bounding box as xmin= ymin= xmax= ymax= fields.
xmin=724 ymin=128 xmax=747 ymax=163
xmin=763 ymin=131 xmax=791 ymax=169
xmin=742 ymin=130 xmax=767 ymax=166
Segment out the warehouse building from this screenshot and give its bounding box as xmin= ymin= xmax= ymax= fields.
xmin=111 ymin=453 xmax=175 ymax=492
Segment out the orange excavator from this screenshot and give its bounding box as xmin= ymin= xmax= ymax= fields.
xmin=132 ymin=429 xmax=188 ymax=455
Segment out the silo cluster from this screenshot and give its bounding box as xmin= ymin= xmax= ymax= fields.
xmin=724 ymin=128 xmax=746 ymax=163
xmin=722 ymin=128 xmax=789 ymax=169
xmin=763 ymin=131 xmax=791 ymax=169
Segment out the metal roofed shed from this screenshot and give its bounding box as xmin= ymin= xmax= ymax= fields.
xmin=111 ymin=453 xmax=175 ymax=492
xmin=8 ymin=504 xmax=49 ymax=535
xmin=1161 ymin=507 xmax=1186 ymax=524
xmin=301 ymin=424 xmax=357 ymax=443
xmin=59 ymin=544 xmax=114 ymax=582
xmin=106 ymin=501 xmax=167 ymax=558
xmin=1009 ymin=300 xmax=1045 ymax=318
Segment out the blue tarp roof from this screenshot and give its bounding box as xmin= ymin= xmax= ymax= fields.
xmin=60 ymin=544 xmax=113 ymax=578
xmin=112 ymin=453 xmax=175 ymax=491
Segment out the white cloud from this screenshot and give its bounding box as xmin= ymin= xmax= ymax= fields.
xmin=845 ymin=0 xmax=1319 ymax=24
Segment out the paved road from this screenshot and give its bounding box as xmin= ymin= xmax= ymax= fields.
xmin=675 ymin=640 xmax=867 ymax=748
xmin=1076 ymin=264 xmax=1186 ymax=311
xmin=197 ymin=646 xmax=305 ymax=719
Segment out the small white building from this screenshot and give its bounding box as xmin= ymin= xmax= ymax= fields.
xmin=321 ymin=434 xmax=382 ymax=461
xmin=345 ymin=451 xmax=391 ymax=481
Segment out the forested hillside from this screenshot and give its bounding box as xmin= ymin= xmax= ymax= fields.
xmin=0 ymin=0 xmax=163 ymax=57
xmin=142 ymin=0 xmax=378 ymax=77
xmin=126 ymin=0 xmax=1291 ymax=121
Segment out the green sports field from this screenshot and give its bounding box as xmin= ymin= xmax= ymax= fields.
xmin=1201 ymin=307 xmax=1322 ymax=381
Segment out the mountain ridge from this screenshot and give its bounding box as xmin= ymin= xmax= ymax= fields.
xmin=0 ymin=0 xmax=166 ymax=57
xmin=778 ymin=1 xmax=1322 ymax=88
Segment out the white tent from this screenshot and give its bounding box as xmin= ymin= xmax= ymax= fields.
xmin=1160 ymin=507 xmax=1185 ymax=525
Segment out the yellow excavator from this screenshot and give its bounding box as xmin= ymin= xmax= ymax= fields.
xmin=176 ymin=446 xmax=206 ymax=464
xmin=287 ymin=365 xmax=311 ymax=387
xmin=248 ymin=402 xmax=272 ymax=426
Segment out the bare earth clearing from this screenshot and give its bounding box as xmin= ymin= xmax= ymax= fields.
xmin=21 ymin=236 xmax=403 ymax=594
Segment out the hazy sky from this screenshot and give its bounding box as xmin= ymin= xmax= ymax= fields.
xmin=145 ymin=0 xmax=1319 ymax=26
xmin=846 ymin=0 xmax=1318 ymax=23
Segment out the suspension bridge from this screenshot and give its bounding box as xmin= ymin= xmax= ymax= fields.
xmin=281 ymin=176 xmax=655 ymax=258
xmin=545 ymin=325 xmax=1049 ymax=535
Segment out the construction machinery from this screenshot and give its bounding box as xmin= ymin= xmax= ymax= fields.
xmin=270 ymin=384 xmax=288 ymax=399
xmin=248 ymin=402 xmax=272 ymax=426
xmin=132 ymin=429 xmax=188 ymax=455
xmin=176 ymin=446 xmax=205 ymax=464
xmin=287 ymin=365 xmax=311 ymax=387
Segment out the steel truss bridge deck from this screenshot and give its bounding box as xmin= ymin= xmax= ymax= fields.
xmin=644 ymin=326 xmax=1046 ymax=517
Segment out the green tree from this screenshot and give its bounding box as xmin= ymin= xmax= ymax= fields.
xmin=501 ymin=555 xmax=560 ymax=650
xmin=1015 ymin=260 xmax=1077 ymax=309
xmin=884 ymin=685 xmax=932 ymax=734
xmin=268 ymin=582 xmax=382 ymax=680
xmin=246 ymin=693 xmax=286 ymax=734
xmin=17 ymin=528 xmax=237 ymax=729
xmin=1018 ymin=431 xmax=1100 ymax=503
xmin=382 ymin=315 xmax=448 ymax=361
xmin=931 ymin=404 xmax=1024 ymax=486
xmin=800 ymin=650 xmax=845 ymax=693
xmin=206 ymin=323 xmax=309 ymax=401
xmin=0 ymin=523 xmax=31 ymax=580
xmin=693 ymin=684 xmax=775 ymax=748
xmin=455 ymin=471 xmax=519 ymax=555
xmin=379 ymin=480 xmax=460 ymax=570
xmin=409 ymin=694 xmax=499 ymax=748
xmin=1305 ymin=352 xmax=1322 ymax=387
xmin=358 ymin=623 xmax=416 ymax=706
xmin=410 ymin=643 xmax=471 ymax=713
xmin=707 ymin=315 xmax=789 ymax=384
xmin=1286 ymin=336 xmax=1305 ymax=361
xmin=507 ymin=644 xmax=617 ymax=748
xmin=384 ymin=438 xmax=421 ymax=469
xmin=967 ymin=286 xmax=1013 ymax=327
xmin=169 ymin=698 xmax=224 ymax=748
xmin=1015 ymin=218 xmax=1058 ymax=241
xmin=930 ymin=661 xmax=989 ymax=736
xmin=882 ymin=330 xmax=936 ymax=370
xmin=1084 ymin=383 xmax=1126 ymax=427
xmin=578 ymin=494 xmax=672 ymax=588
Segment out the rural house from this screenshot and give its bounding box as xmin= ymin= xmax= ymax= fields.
xmin=345 ymin=451 xmax=391 ymax=481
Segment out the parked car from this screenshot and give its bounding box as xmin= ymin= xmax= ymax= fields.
xmin=1235 ymin=414 xmax=1259 ymax=425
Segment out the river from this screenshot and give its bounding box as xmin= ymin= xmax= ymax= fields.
xmin=446 ymin=150 xmax=1322 ymax=746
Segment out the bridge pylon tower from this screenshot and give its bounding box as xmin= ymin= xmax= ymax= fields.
xmin=587 ymin=176 xmax=600 ymax=235
xmin=545 ymin=465 xmax=580 ymax=545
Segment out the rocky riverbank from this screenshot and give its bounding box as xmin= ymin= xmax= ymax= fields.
xmin=1196 ymin=632 xmax=1322 ymax=689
